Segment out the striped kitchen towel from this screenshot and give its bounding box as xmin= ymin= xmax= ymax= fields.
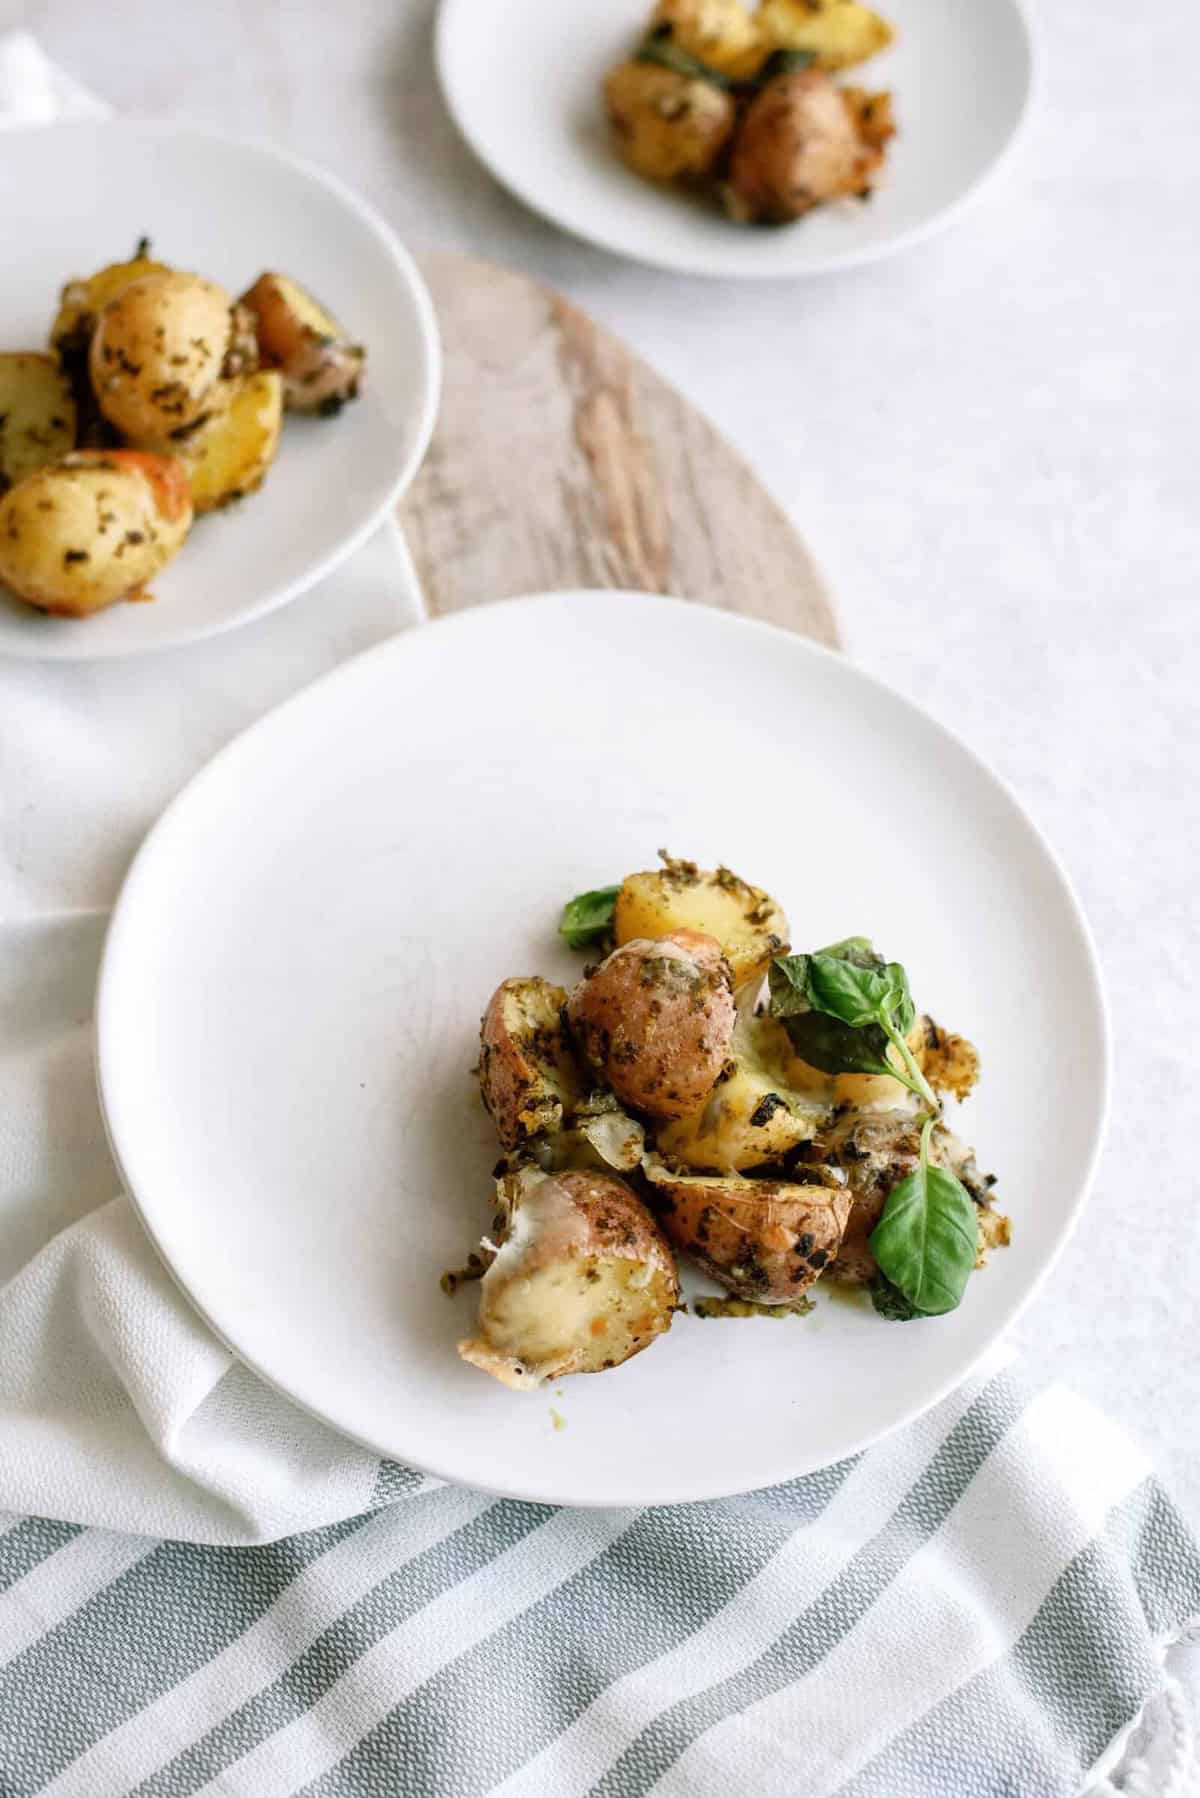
xmin=0 ymin=1356 xmax=1198 ymax=1797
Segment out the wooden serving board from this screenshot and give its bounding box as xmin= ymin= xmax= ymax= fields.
xmin=399 ymin=252 xmax=839 ymax=647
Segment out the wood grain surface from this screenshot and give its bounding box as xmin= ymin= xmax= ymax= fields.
xmin=400 ymin=252 xmax=839 ymax=646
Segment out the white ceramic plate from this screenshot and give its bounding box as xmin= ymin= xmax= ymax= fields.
xmin=437 ymin=0 xmax=1035 ymax=278
xmin=96 ymin=592 xmax=1107 ymax=1507
xmin=0 ymin=122 xmax=439 ymax=660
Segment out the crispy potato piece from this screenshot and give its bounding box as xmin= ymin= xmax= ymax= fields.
xmin=614 ymin=857 xmax=788 ymax=987
xmin=726 ymin=66 xmax=882 ymax=221
xmin=480 ymin=977 xmax=583 ymax=1150
xmin=645 ymin=1159 xmax=850 ymax=1303
xmin=0 ymin=355 xmax=76 ymax=495
xmin=604 ymin=61 xmax=738 ymax=183
xmin=842 ymin=85 xmax=897 ymax=153
xmin=458 ymin=1168 xmax=679 ymax=1389
xmin=649 ymin=0 xmax=767 ymax=78
xmin=49 ymin=254 xmax=172 ymax=355
xmin=757 ymin=0 xmax=894 ymax=71
xmin=568 ymin=931 xmax=735 ymax=1120
xmin=171 ymin=370 xmax=284 ymax=514
xmin=526 ymin=1103 xmax=648 ymax=1176
xmin=0 ymin=449 xmax=191 ymax=618
xmin=916 ymin=1015 xmax=980 ymax=1102
xmin=90 ymin=272 xmax=235 ymax=439
xmin=656 ymin=1003 xmax=831 ymax=1171
xmin=240 ymin=273 xmax=365 ymax=415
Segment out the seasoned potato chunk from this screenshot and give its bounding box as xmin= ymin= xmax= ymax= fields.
xmin=240 ymin=273 xmax=365 ymax=415
xmin=614 ymin=858 xmax=788 ymax=987
xmin=0 ymin=449 xmax=192 ymax=617
xmin=49 ymin=253 xmax=172 ymax=356
xmin=645 ymin=1160 xmax=850 ymax=1303
xmin=568 ymin=931 xmax=735 ymax=1120
xmin=727 ymin=67 xmax=883 ymax=222
xmin=479 ymin=977 xmax=582 ymax=1150
xmin=757 ymin=0 xmax=894 ymax=71
xmin=656 ymin=1003 xmax=832 ymax=1171
xmin=458 ymin=1168 xmax=679 ymax=1389
xmin=604 ymin=61 xmax=737 ymax=183
xmin=0 ymin=355 xmax=75 ymax=495
xmin=90 ymin=272 xmax=235 ymax=440
xmin=156 ymin=369 xmax=284 ymax=514
xmin=649 ymin=0 xmax=767 ymax=78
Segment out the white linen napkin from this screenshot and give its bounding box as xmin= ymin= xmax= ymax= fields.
xmin=0 ymin=35 xmax=1197 ymax=1798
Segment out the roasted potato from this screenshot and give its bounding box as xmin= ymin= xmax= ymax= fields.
xmin=458 ymin=1167 xmax=679 ymax=1389
xmin=155 ymin=369 xmax=284 ymax=514
xmin=479 ymin=977 xmax=583 ymax=1150
xmin=645 ymin=1159 xmax=850 ymax=1303
xmin=842 ymin=85 xmax=897 ymax=153
xmin=0 ymin=356 xmax=76 ymax=495
xmin=757 ymin=0 xmax=894 ymax=71
xmin=89 ymin=271 xmax=235 ymax=440
xmin=239 ymin=273 xmax=365 ymax=416
xmin=526 ymin=1100 xmax=648 ymax=1176
xmin=614 ymin=858 xmax=788 ymax=988
xmin=604 ymin=61 xmax=738 ymax=184
xmin=0 ymin=449 xmax=192 ymax=617
xmin=726 ymin=66 xmax=883 ymax=221
xmin=649 ymin=0 xmax=767 ymax=78
xmin=567 ymin=931 xmax=735 ymax=1120
xmin=49 ymin=251 xmax=172 ymax=357
xmin=656 ymin=1002 xmax=831 ymax=1171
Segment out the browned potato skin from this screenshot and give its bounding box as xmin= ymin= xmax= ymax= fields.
xmin=646 ymin=1163 xmax=851 ymax=1303
xmin=240 ymin=273 xmax=365 ymax=415
xmin=727 ymin=68 xmax=882 ymax=221
xmin=604 ymin=61 xmax=737 ymax=184
xmin=567 ymin=930 xmax=735 ymax=1120
xmin=479 ymin=977 xmax=583 ymax=1150
xmin=0 ymin=449 xmax=192 ymax=617
xmin=458 ymin=1168 xmax=680 ymax=1389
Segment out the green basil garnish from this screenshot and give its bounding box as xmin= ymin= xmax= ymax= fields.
xmin=868 ymin=1117 xmax=977 ymax=1316
xmin=558 ymin=885 xmax=620 ymax=950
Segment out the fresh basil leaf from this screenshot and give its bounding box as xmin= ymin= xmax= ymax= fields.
xmin=869 ymin=1273 xmax=920 ymax=1322
xmin=635 ymin=34 xmax=733 ymax=86
xmin=558 ymin=886 xmax=620 ymax=950
xmin=882 ymin=962 xmax=916 ymax=1036
xmin=766 ymin=954 xmax=817 ymax=1018
xmin=805 ymin=951 xmax=893 ymax=1028
xmin=816 ymin=936 xmax=881 ymax=969
xmin=754 ymin=46 xmax=818 ymax=81
xmin=869 ymin=1159 xmax=977 ymax=1317
xmin=774 ymin=1009 xmax=896 ymax=1079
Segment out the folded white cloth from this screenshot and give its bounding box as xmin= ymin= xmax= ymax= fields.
xmin=0 ymin=32 xmax=1197 ymax=1798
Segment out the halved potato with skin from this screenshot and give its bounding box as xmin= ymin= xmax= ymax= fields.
xmin=645 ymin=1160 xmax=851 ymax=1304
xmin=240 ymin=273 xmax=365 ymax=415
xmin=757 ymin=0 xmax=894 ymax=71
xmin=0 ymin=355 xmax=76 ymax=494
xmin=614 ymin=858 xmax=788 ymax=987
xmin=656 ymin=1003 xmax=832 ymax=1171
xmin=479 ymin=977 xmax=583 ymax=1150
xmin=153 ymin=369 xmax=284 ymax=514
xmin=458 ymin=1167 xmax=679 ymax=1389
xmin=567 ymin=930 xmax=735 ymax=1120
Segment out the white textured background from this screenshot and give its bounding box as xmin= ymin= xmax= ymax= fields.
xmin=1 ymin=0 xmax=1196 ymax=1515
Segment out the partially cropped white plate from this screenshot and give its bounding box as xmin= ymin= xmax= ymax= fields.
xmin=0 ymin=122 xmax=439 ymax=660
xmin=96 ymin=592 xmax=1107 ymax=1507
xmin=437 ymin=0 xmax=1035 ymax=278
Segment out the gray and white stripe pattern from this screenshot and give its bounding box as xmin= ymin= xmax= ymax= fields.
xmin=1 ymin=1362 xmax=1197 ymax=1798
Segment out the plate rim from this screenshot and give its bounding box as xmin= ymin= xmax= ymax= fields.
xmin=94 ymin=589 xmax=1111 ymax=1506
xmin=435 ymin=0 xmax=1039 ymax=280
xmin=0 ymin=117 xmax=442 ymax=663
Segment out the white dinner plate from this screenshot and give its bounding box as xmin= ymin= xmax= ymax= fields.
xmin=0 ymin=122 xmax=439 ymax=660
xmin=437 ymin=0 xmax=1036 ymax=278
xmin=96 ymin=592 xmax=1108 ymax=1507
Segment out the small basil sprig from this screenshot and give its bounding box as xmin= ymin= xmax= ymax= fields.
xmin=769 ymin=939 xmax=976 ymax=1319
xmin=767 ymin=938 xmax=936 ymax=1110
xmin=868 ymin=1118 xmax=978 ymax=1317
xmin=558 ymin=885 xmax=619 ymax=950
xmin=635 ymin=30 xmax=735 ymax=87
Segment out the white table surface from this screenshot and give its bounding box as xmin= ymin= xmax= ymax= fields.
xmin=3 ymin=0 xmax=1197 ymax=1519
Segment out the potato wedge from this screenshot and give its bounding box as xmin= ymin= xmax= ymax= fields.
xmin=757 ymin=0 xmax=894 ymax=71
xmin=0 ymin=355 xmax=76 ymax=495
xmin=649 ymin=0 xmax=768 ymax=79
xmin=479 ymin=977 xmax=583 ymax=1150
xmin=0 ymin=449 xmax=192 ymax=618
xmin=165 ymin=370 xmax=284 ymax=514
xmin=458 ymin=1167 xmax=679 ymax=1389
xmin=645 ymin=1160 xmax=850 ymax=1303
xmin=614 ymin=858 xmax=788 ymax=987
xmin=240 ymin=273 xmax=365 ymax=415
xmin=655 ymin=1002 xmax=832 ymax=1170
xmin=568 ymin=931 xmax=735 ymax=1120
